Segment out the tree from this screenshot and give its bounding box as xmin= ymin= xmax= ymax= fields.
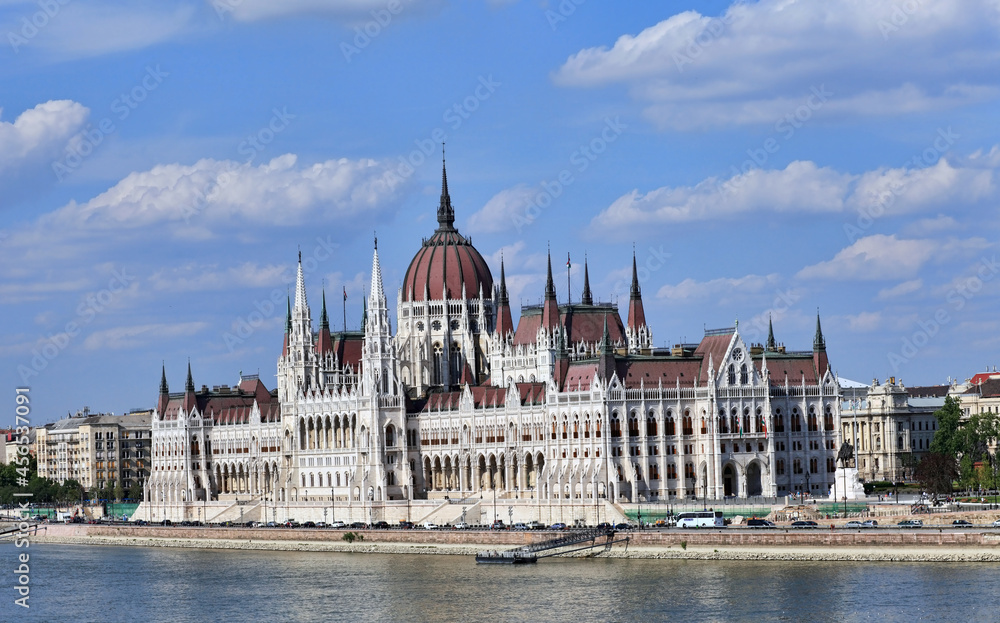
xmin=929 ymin=396 xmax=964 ymax=457
xmin=915 ymin=453 xmax=958 ymax=494
xmin=113 ymin=481 xmax=125 ymax=503
xmin=127 ymin=480 xmax=144 ymax=502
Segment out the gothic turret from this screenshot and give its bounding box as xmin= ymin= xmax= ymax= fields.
xmin=813 ymin=310 xmax=829 ymax=377
xmin=541 ymin=250 xmax=559 ymax=331
xmin=157 ymin=363 xmax=169 ymax=417
xmin=581 ymin=257 xmax=593 ymax=306
xmin=182 ymin=360 xmax=196 ymax=414
xmin=496 ymin=256 xmax=514 ymax=339
xmin=626 ymin=251 xmax=652 ymax=353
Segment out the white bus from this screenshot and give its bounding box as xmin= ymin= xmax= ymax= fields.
xmin=676 ymin=511 xmax=725 ymax=528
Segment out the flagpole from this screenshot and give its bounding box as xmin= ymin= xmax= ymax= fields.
xmin=343 ymin=286 xmax=347 ymax=332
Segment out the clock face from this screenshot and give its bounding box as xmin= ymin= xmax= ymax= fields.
xmin=732 ymin=348 xmax=744 ymax=362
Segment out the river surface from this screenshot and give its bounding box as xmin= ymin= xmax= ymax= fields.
xmin=2 ymin=543 xmax=998 ymax=622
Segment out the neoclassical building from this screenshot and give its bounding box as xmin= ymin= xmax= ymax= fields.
xmin=144 ymin=159 xmax=842 ymax=522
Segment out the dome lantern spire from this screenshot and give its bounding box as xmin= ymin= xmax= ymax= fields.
xmin=437 ymin=143 xmax=455 ymax=232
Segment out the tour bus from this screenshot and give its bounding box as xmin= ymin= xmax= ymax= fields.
xmin=675 ymin=511 xmax=725 ymax=528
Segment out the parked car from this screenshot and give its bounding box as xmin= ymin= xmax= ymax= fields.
xmin=952 ymin=519 xmax=972 ymax=526
xmin=613 ymin=522 xmax=633 ymax=531
xmin=513 ymin=522 xmax=529 ymax=531
xmin=843 ymin=521 xmax=865 ymax=529
xmin=329 ymin=521 xmax=347 ymax=529
xmin=372 ymin=521 xmax=390 ymax=529
xmin=349 ymin=521 xmax=366 ymax=529
xmin=549 ymin=522 xmax=568 ymax=530
xmin=861 ymin=520 xmax=878 ymax=528
xmin=302 ymin=521 xmax=317 ymax=528
xmin=490 ymin=520 xmax=507 ymax=530
xmin=452 ymin=522 xmax=470 ymax=530
xmin=897 ymin=519 xmax=923 ymax=528
xmin=527 ymin=521 xmax=546 ymax=530
xmin=596 ymin=522 xmax=613 ymax=530
xmin=746 ymin=519 xmax=775 ymax=528
xmin=791 ymin=520 xmax=818 ymax=528
xmin=422 ymin=522 xmax=441 ymax=530
xmin=398 ymin=521 xmax=414 ymax=530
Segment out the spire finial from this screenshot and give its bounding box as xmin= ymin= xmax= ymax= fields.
xmin=814 ymin=308 xmax=826 ymax=351
xmin=160 ymin=361 xmax=168 ymax=394
xmin=766 ymin=313 xmax=777 ymax=351
xmin=185 ymin=358 xmax=194 ymax=392
xmin=630 ymin=247 xmax=640 ymax=299
xmin=581 ymin=254 xmax=593 ymax=305
xmin=437 ymin=144 xmax=454 ymax=231
xmin=545 ymin=247 xmax=556 ymax=300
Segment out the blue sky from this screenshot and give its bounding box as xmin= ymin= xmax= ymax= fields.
xmin=3 ymin=0 xmax=1000 ymax=423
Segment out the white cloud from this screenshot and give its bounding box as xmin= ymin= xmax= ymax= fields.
xmin=591 ymin=161 xmax=850 ymax=233
xmin=218 ymin=0 xmax=441 ymax=22
xmin=82 ymin=322 xmax=209 ymax=351
xmin=845 ymin=311 xmax=882 ymax=332
xmin=657 ymin=273 xmax=780 ymax=302
xmin=149 ymin=262 xmax=293 ymax=292
xmin=553 ymin=1 xmax=1000 ymax=129
xmin=590 ymin=147 xmax=1000 ymax=236
xmin=794 ymin=235 xmax=989 ymax=281
xmin=466 ymin=184 xmax=536 ymax=234
xmin=877 ymin=279 xmax=924 ymax=300
xmin=901 ymin=215 xmax=961 ymax=237
xmin=0 ymin=100 xmax=89 ymax=208
xmin=39 ymin=153 xmax=408 ymax=234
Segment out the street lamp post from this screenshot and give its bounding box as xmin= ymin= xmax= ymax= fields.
xmin=331 ymin=487 xmax=335 ymax=523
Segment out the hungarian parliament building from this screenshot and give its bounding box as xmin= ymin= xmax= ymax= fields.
xmin=142 ymin=161 xmax=842 ymax=524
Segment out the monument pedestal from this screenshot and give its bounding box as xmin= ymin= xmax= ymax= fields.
xmin=829 ymin=467 xmax=866 ymax=501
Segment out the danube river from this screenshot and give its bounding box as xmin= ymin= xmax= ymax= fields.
xmin=3 ymin=543 xmax=999 ymax=622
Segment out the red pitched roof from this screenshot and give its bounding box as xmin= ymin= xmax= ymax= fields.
xmin=514 ymin=305 xmax=626 ymax=346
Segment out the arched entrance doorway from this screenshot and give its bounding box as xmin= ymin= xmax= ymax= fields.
xmin=746 ymin=461 xmax=763 ymax=497
xmin=723 ymin=464 xmax=736 ymax=497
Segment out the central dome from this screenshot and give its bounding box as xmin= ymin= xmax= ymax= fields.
xmin=401 ymin=158 xmax=493 ymax=302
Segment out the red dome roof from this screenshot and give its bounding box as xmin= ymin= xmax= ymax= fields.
xmin=402 ymin=155 xmax=493 ymax=302
xmin=402 ymin=229 xmax=493 ymax=302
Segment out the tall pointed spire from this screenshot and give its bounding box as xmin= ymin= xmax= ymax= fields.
xmin=627 ymin=250 xmax=647 ymax=331
xmin=282 ymin=295 xmax=291 ymax=357
xmin=496 ymin=255 xmax=513 ymax=338
xmin=437 ymin=144 xmax=455 ymax=231
xmin=182 ymin=359 xmax=196 ymax=413
xmin=159 ymin=362 xmax=169 ymax=394
xmin=294 ymin=251 xmax=308 ymax=312
xmin=317 ymin=288 xmax=333 ymax=356
xmin=766 ymin=314 xmax=777 ymax=351
xmin=157 ymin=362 xmax=169 ymax=416
xmin=542 ymin=247 xmax=560 ymax=330
xmin=581 ymin=256 xmax=593 ymax=305
xmin=185 ymin=359 xmax=194 ymax=392
xmin=320 ymin=288 xmax=329 ymax=329
xmin=813 ymin=309 xmax=826 ymax=351
xmin=369 ymin=237 xmax=386 ymax=304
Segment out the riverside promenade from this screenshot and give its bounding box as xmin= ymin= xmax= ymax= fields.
xmin=26 ymin=520 xmax=1000 ymax=563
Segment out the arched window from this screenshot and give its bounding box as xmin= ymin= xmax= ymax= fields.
xmin=450 ymin=342 xmax=462 ymax=384
xmin=740 ymin=364 xmax=748 ymax=385
xmin=432 ymin=343 xmax=443 ymax=385
xmin=647 ymin=413 xmax=657 ymax=436
xmin=610 ymin=413 xmax=622 ymax=438
xmin=727 ymin=364 xmax=736 ymax=385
